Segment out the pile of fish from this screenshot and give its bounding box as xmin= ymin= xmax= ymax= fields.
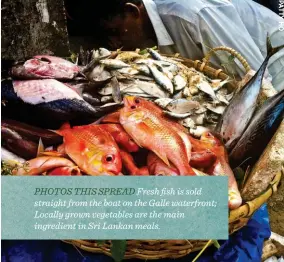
xmin=1 ymin=36 xmax=284 ymax=211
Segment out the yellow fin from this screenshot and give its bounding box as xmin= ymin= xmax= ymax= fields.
xmin=37 ymin=138 xmax=45 ymax=157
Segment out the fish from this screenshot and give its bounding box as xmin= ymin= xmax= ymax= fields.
xmin=173 ymin=74 xmax=187 ymax=91
xmin=210 ymin=77 xmax=231 ymax=91
xmin=1 ymin=126 xmax=38 ymax=159
xmin=120 ymin=150 xmax=149 ymax=175
xmin=11 ymin=55 xmax=80 ymax=80
xmin=2 ymin=119 xmax=63 ymax=146
xmin=46 ymin=166 xmax=81 ymax=176
xmin=86 ymin=64 xmax=112 ymax=83
xmin=163 ymin=111 xmax=192 ymax=119
xmin=135 ymin=80 xmax=170 ymax=98
xmin=100 ymin=59 xmax=130 ymax=69
xmin=229 ymin=89 xmax=284 ymax=168
xmin=117 ymin=67 xmax=140 ymax=75
xmin=179 ymin=117 xmax=196 ymax=129
xmin=82 ymin=93 xmax=101 ymax=106
xmin=154 ymin=98 xmax=173 ymax=109
xmin=120 ymin=96 xmax=195 ymax=175
xmin=166 ymin=99 xmax=200 ymax=114
xmin=199 ymin=131 xmax=242 ymax=210
xmin=189 ymin=126 xmax=209 ymax=138
xmin=206 ymin=104 xmax=226 ymax=115
xmin=1 ymin=147 xmax=25 ymax=166
xmin=190 ymin=150 xmax=217 ymax=169
xmin=110 ymin=76 xmax=122 ymax=103
xmin=147 ymin=152 xmax=179 ymax=176
xmin=56 ymin=123 xmax=122 ymax=175
xmin=215 ymin=36 xmax=284 ymax=151
xmin=196 ymin=81 xmax=217 ymax=100
xmin=99 ymin=124 xmax=139 ymax=152
xmin=2 ymin=79 xmax=103 ymax=120
xmin=147 ymin=48 xmax=163 ymax=60
xmin=133 ymin=64 xmax=151 ymax=75
xmin=100 ymin=111 xmax=121 ymax=124
xmin=92 ymin=48 xmax=112 ymax=60
xmin=13 ymin=156 xmax=76 ymax=175
xmin=101 ymin=95 xmax=113 ymax=103
xmin=148 ymin=65 xmax=174 ymax=94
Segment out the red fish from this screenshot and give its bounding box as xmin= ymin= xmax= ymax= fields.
xmin=56 ymin=123 xmax=122 ymax=175
xmin=11 ymin=55 xmax=80 ymax=80
xmin=147 ymin=152 xmax=179 ymax=176
xmin=99 ymin=124 xmax=139 ymax=152
xmin=120 ymin=96 xmax=195 ymax=175
xmin=120 ymin=150 xmax=149 ymax=175
xmin=47 ymin=166 xmax=81 ymax=176
xmin=13 ymin=156 xmax=76 ymax=175
xmin=199 ymin=131 xmax=242 ymax=210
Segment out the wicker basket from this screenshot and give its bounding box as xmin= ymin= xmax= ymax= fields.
xmin=64 ymin=47 xmax=283 ymax=259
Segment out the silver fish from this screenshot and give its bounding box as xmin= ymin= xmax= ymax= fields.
xmin=210 ymin=77 xmax=231 ymax=91
xmin=92 ymin=48 xmax=111 ymax=60
xmin=166 ymin=99 xmax=200 ymax=114
xmin=196 ymin=81 xmax=217 ymax=100
xmin=100 ymin=59 xmax=130 ymax=69
xmin=206 ymin=104 xmax=226 ymax=115
xmin=117 ymin=67 xmax=139 ymax=75
xmin=173 ymin=74 xmax=187 ymax=91
xmin=215 ymin=36 xmax=284 ymax=151
xmin=148 ymin=65 xmax=174 ymax=94
xmin=147 ymin=48 xmax=163 ymax=60
xmin=110 ymin=76 xmax=122 ymax=103
xmin=172 ymin=90 xmax=183 ymax=99
xmin=154 ymin=98 xmax=173 ymax=109
xmin=136 ymin=80 xmax=170 ymax=98
xmin=163 ymin=110 xmax=192 ymax=119
xmin=179 ymin=117 xmax=196 ymax=129
xmin=87 ymin=64 xmax=111 ymax=83
xmin=133 ymin=64 xmax=151 ymax=75
xmin=191 ymin=113 xmax=205 ymax=125
xmin=1 ymin=147 xmax=25 ymax=166
xmin=101 ymin=95 xmax=113 ymax=103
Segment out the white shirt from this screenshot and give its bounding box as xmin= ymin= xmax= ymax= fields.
xmin=142 ymin=0 xmax=284 ymax=91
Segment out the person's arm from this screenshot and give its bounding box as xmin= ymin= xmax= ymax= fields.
xmin=195 ymin=3 xmax=267 ymax=78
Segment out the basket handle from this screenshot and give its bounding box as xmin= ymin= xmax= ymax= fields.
xmin=202 ymin=46 xmax=251 ymax=74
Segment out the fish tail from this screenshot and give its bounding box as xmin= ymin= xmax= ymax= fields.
xmin=266 ymin=35 xmax=284 ymax=58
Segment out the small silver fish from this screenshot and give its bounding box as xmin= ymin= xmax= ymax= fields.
xmin=101 ymin=95 xmax=113 ymax=103
xmin=1 ymin=147 xmax=25 ymax=166
xmin=206 ymin=104 xmax=226 ymax=115
xmin=87 ymin=64 xmax=111 ymax=83
xmin=148 ymin=65 xmax=174 ymax=94
xmin=173 ymin=74 xmax=187 ymax=91
xmin=147 ymin=48 xmax=163 ymax=60
xmin=136 ymin=80 xmax=170 ymax=98
xmin=110 ymin=76 xmax=122 ymax=103
xmin=191 ymin=113 xmax=205 ymax=125
xmin=92 ymin=48 xmax=111 ymax=60
xmin=196 ymin=81 xmax=217 ymax=100
xmin=154 ymin=98 xmax=173 ymax=109
xmin=117 ymin=67 xmax=139 ymax=75
xmin=133 ymin=64 xmax=151 ymax=75
xmin=166 ymin=99 xmax=200 ymax=114
xmin=163 ymin=110 xmax=192 ymax=119
xmin=100 ymin=59 xmax=130 ymax=69
xmin=211 ymin=77 xmax=231 ymax=91
xmin=179 ymin=117 xmax=196 ymax=129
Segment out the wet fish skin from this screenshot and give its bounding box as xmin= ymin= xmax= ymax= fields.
xmin=11 ymin=55 xmax=80 ymax=80
xmin=229 ymin=89 xmax=284 ymax=168
xmin=199 ymin=131 xmax=243 ymax=210
xmin=2 ymin=79 xmax=103 ymax=119
xmin=110 ymin=76 xmax=122 ymax=103
xmin=47 ymin=166 xmax=81 ymax=176
xmin=163 ymin=110 xmax=192 ymax=119
xmin=120 ymin=96 xmax=195 ymax=175
xmin=216 ymin=37 xmax=284 ymax=151
xmin=166 ymin=99 xmax=200 ymax=114
xmin=148 ymin=65 xmax=174 ymax=94
xmin=82 ymin=93 xmax=101 ymax=106
xmin=147 ymin=152 xmax=179 ymax=176
xmin=100 ymin=59 xmax=130 ymax=69
xmin=1 ymin=119 xmax=63 ymax=146
xmin=99 ymin=124 xmax=139 ymax=152
xmin=56 ymin=123 xmax=122 ymax=175
xmin=1 ymin=126 xmax=38 ymax=160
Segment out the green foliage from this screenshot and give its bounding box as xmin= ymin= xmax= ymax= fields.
xmin=1 ymin=161 xmax=29 ymax=176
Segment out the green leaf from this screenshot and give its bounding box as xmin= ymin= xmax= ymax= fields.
xmin=110 ymin=240 xmax=127 ymax=262
xmin=228 ymin=54 xmax=235 ymax=62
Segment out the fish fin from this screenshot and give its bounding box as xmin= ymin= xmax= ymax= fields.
xmin=40 ymin=151 xmax=65 ymax=157
xmin=267 ymin=35 xmax=284 ymax=58
xmin=37 ymin=138 xmax=45 ymax=157
xmin=152 ymin=149 xmax=170 ymax=167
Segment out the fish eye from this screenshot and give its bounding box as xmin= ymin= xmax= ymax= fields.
xmin=39 ymin=57 xmax=51 ymax=63
xmin=134 ymin=98 xmax=140 ymax=104
xmin=105 ymin=155 xmax=114 ymax=162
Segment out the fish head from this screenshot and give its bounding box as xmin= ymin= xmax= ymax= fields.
xmin=120 ymin=96 xmax=147 ymax=125
xmin=200 ymin=131 xmax=223 ymax=147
